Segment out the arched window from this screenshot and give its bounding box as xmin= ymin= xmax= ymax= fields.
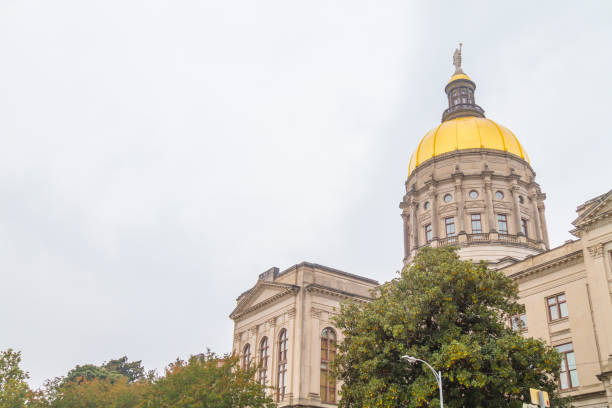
xmin=258 ymin=337 xmax=269 ymax=385
xmin=320 ymin=327 xmax=337 ymax=404
xmin=277 ymin=329 xmax=288 ymax=402
xmin=242 ymin=343 xmax=251 ymax=369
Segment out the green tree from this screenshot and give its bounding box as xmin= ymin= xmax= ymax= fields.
xmin=0 ymin=349 xmax=29 ymax=408
xmin=333 ymin=247 xmax=569 ymax=408
xmin=144 ymin=351 xmax=275 ymax=408
xmin=102 ymin=357 xmax=146 ymax=383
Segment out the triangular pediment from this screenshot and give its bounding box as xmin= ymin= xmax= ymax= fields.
xmin=229 ymin=280 xmax=299 ymax=320
xmin=572 ymin=189 xmax=612 ymax=231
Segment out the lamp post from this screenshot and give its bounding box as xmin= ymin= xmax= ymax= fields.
xmin=401 ymin=355 xmax=444 ymax=408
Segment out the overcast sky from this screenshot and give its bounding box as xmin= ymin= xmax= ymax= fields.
xmin=1 ymin=1 xmax=611 ymax=387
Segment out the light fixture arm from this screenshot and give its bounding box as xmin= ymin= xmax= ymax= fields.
xmin=401 ymin=355 xmax=444 ymax=408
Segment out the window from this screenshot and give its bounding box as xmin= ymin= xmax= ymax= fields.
xmin=425 ymin=224 xmax=432 ymax=242
xmin=242 ymin=344 xmax=251 ymax=369
xmin=556 ymin=343 xmax=578 ymax=389
xmin=547 ymin=294 xmax=568 ymax=321
xmin=495 ymin=191 xmax=504 ymax=200
xmin=444 ymin=193 xmax=453 ymax=203
xmin=511 ymin=311 xmax=528 ymax=331
xmin=320 ymin=328 xmax=337 ymax=404
xmin=258 ymin=337 xmax=269 ymax=385
xmin=521 ymin=219 xmax=528 ymax=237
xmin=519 ymin=195 xmax=524 ymax=204
xmin=471 ymin=214 xmax=482 ymax=234
xmin=424 ymin=201 xmax=430 ymax=210
xmin=469 ymin=190 xmax=479 ymax=199
xmin=277 ymin=329 xmax=288 ymax=402
xmin=445 ymin=217 xmax=456 ymax=237
xmin=497 ymin=214 xmax=508 ymax=234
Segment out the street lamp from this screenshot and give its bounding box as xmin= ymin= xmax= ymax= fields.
xmin=401 ymin=355 xmax=444 ymax=408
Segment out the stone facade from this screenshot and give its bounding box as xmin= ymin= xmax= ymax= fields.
xmin=229 ymin=49 xmax=612 ymax=407
xmin=230 ymin=263 xmax=378 ymax=407
xmin=502 ymin=190 xmax=612 ymax=407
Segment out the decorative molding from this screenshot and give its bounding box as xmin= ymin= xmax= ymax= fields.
xmin=507 ymin=250 xmax=584 ymax=282
xmin=311 ymin=307 xmax=322 ymax=319
xmin=286 ymin=307 xmax=296 ymax=319
xmin=230 ymin=282 xmax=300 ymax=320
xmin=587 ymin=244 xmax=604 ymax=259
xmin=305 ymin=283 xmax=374 ymax=303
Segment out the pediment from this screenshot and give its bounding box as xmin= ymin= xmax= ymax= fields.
xmin=229 ymin=280 xmax=299 ymax=320
xmin=572 ymin=190 xmax=612 ymax=230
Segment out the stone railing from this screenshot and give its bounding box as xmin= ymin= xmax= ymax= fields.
xmin=498 ymin=233 xmax=519 ymax=244
xmin=438 ymin=235 xmax=459 ymax=246
xmin=467 ymin=233 xmax=489 ymax=242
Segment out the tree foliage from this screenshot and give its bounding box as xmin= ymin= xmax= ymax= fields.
xmin=0 ymin=349 xmax=29 ymax=408
xmin=333 ymin=247 xmax=568 ymax=408
xmin=145 ymin=351 xmax=275 ymax=408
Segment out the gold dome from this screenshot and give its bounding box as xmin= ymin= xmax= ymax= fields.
xmin=408 ymin=116 xmax=529 ymax=176
xmin=448 ymin=73 xmax=471 ymax=83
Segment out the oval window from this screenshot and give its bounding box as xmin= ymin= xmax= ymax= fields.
xmin=469 ymin=190 xmax=478 ymax=199
xmin=519 ymin=195 xmax=524 ymax=204
xmin=444 ymin=194 xmax=453 ymax=203
xmin=423 ymin=201 xmax=430 ymax=210
xmin=495 ymin=191 xmax=504 ymax=200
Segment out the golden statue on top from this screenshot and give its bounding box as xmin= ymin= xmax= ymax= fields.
xmin=453 ymin=43 xmax=463 ymax=74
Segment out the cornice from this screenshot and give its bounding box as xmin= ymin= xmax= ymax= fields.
xmin=305 ymin=283 xmax=374 ymax=302
xmin=230 ymin=283 xmax=299 ymax=320
xmin=506 ymin=250 xmax=584 ymax=281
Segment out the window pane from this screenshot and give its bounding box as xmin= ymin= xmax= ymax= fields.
xmin=560 ymin=302 xmax=568 ymax=318
xmin=556 ymin=343 xmax=573 ymax=353
xmin=570 ymin=370 xmax=579 ymax=387
xmin=550 ymin=306 xmax=559 ymax=320
xmin=566 ymin=352 xmax=576 ymax=370
xmin=548 ymin=297 xmax=557 ymax=305
xmin=560 ymin=372 xmax=569 ymax=389
xmin=558 ymin=294 xmax=566 ymax=302
xmin=520 ymin=314 xmax=528 ymax=328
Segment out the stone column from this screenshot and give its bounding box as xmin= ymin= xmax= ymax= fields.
xmin=537 ymin=200 xmax=550 ymax=249
xmin=483 ymin=174 xmax=496 ymax=233
xmin=430 ymin=188 xmax=439 ymax=240
xmin=411 ymin=201 xmax=419 ymax=250
xmin=402 ymin=213 xmax=410 ymax=262
xmin=511 ymin=185 xmax=522 ymax=235
xmin=454 ymin=173 xmax=466 ymax=234
xmin=530 ymin=193 xmax=543 ymax=243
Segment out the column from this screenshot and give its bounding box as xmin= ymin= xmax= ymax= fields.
xmin=454 ymin=174 xmax=466 ymax=234
xmin=431 ymin=188 xmax=439 ymax=240
xmin=402 ymin=213 xmax=410 ymax=261
xmin=537 ymin=201 xmax=550 ymax=248
xmin=411 ymin=201 xmax=419 ymax=250
xmin=530 ymin=193 xmax=543 ymax=243
xmin=484 ymin=178 xmax=496 ymax=233
xmin=511 ymin=185 xmax=522 ymax=235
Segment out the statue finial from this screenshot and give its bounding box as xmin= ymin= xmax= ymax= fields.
xmin=453 ymin=43 xmax=463 ymax=74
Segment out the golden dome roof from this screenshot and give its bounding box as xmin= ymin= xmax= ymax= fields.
xmin=407 ymin=116 xmax=529 ymax=176
xmin=448 ymin=73 xmax=471 ymax=83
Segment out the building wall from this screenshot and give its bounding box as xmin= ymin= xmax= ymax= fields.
xmin=231 ymin=263 xmax=378 ymax=407
xmin=503 ymin=194 xmax=612 ymax=407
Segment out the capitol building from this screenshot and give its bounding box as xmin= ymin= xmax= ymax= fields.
xmin=229 ymin=48 xmax=612 ymax=407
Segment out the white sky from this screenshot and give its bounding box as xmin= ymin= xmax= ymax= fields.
xmin=1 ymin=1 xmax=611 ymax=387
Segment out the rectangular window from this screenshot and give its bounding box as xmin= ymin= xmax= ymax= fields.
xmin=425 ymin=224 xmax=432 ymax=242
xmin=445 ymin=217 xmax=455 ymax=237
xmin=547 ymin=293 xmax=568 ymax=321
xmin=556 ymin=343 xmax=578 ymax=389
xmin=521 ymin=218 xmax=528 ymax=237
xmin=497 ymin=214 xmax=508 ymax=234
xmin=471 ymin=214 xmax=482 ymax=234
xmin=511 ymin=310 xmax=528 ymax=331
